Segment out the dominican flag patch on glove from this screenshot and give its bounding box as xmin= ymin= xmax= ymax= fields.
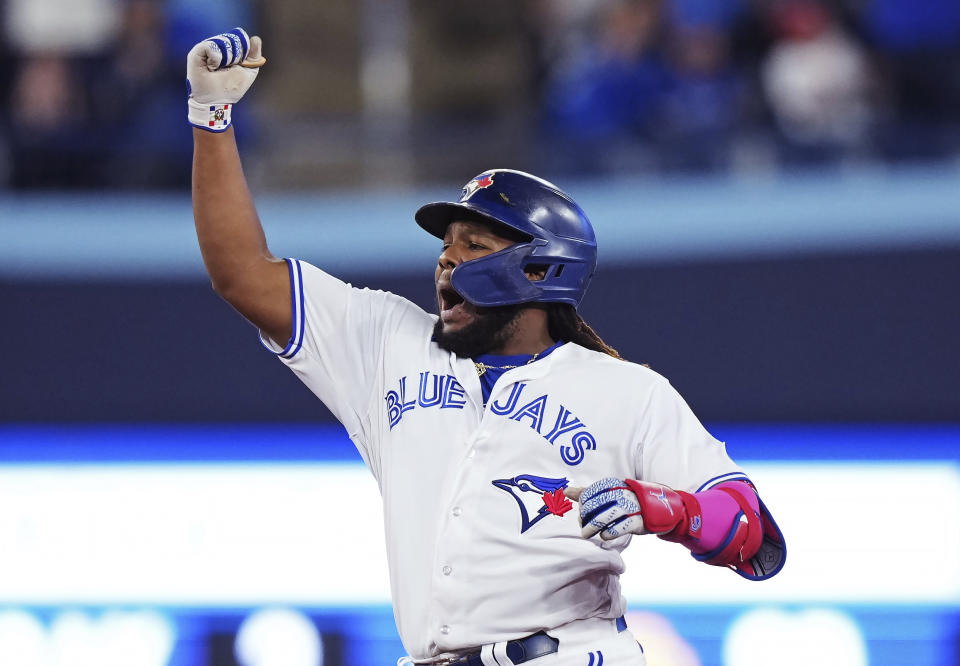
xmin=208 ymin=104 xmax=231 ymax=129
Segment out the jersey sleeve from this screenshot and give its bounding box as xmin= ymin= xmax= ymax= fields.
xmin=259 ymin=259 xmax=432 ymax=459
xmin=635 ymin=376 xmax=746 ymax=493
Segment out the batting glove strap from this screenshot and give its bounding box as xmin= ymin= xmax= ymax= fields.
xmin=692 ymin=486 xmax=764 ymax=568
xmin=661 ymin=491 xmax=703 ymax=543
xmin=623 ymin=478 xmax=699 ymax=538
xmin=188 ymin=99 xmax=234 ymax=132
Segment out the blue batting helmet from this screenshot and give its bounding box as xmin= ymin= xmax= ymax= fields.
xmin=415 ymin=169 xmax=597 ymax=308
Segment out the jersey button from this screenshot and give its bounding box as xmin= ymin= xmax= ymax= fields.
xmin=442 ymin=565 xmax=452 ymax=576
xmin=452 ymin=506 xmax=462 ymax=517
xmin=440 ymin=625 xmax=450 ymax=635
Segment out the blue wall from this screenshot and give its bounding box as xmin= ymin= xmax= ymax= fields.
xmin=2 ymin=246 xmax=957 ymax=422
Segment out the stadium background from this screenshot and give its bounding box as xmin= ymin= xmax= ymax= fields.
xmin=1 ymin=0 xmax=959 ymax=664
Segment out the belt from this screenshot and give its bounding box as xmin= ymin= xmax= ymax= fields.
xmin=450 ymin=616 xmax=628 ymax=666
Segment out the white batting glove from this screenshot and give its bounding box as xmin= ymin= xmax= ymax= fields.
xmin=575 ymin=478 xmax=647 ymax=540
xmin=186 ymin=27 xmax=266 ymax=132
xmin=573 ymin=477 xmax=702 ymax=542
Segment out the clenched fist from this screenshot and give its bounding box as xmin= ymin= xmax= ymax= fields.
xmin=186 ymin=27 xmax=265 ymax=132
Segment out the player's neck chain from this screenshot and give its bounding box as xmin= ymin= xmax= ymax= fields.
xmin=474 ymin=352 xmax=541 ymax=377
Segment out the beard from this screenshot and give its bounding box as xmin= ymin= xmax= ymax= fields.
xmin=433 ymin=303 xmax=525 ymax=358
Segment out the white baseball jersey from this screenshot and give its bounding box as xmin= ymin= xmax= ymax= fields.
xmin=260 ymin=259 xmax=746 ymax=660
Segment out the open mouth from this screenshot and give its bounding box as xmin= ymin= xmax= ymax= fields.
xmin=438 ymin=286 xmax=470 ymax=323
xmin=439 ymin=286 xmax=464 ymax=312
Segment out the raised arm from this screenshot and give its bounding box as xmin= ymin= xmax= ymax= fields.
xmin=188 ymin=28 xmax=291 ymax=346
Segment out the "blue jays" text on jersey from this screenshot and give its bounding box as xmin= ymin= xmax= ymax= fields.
xmin=385 ymin=373 xmax=597 ymax=465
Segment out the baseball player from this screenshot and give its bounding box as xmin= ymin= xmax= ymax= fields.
xmin=188 ymin=29 xmax=786 ymax=666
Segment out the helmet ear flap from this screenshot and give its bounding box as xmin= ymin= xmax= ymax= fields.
xmin=451 ymin=244 xmax=543 ymax=307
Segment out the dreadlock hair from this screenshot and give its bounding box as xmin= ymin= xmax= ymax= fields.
xmin=546 ymin=303 xmax=622 ymax=359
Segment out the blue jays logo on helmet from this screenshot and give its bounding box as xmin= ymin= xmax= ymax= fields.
xmin=415 ymin=169 xmax=598 ymax=308
xmin=460 ymin=172 xmax=495 ymax=201
xmin=492 ymin=474 xmax=573 ymax=534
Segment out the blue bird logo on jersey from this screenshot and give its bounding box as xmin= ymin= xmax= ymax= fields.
xmin=492 ymin=474 xmax=573 ymax=534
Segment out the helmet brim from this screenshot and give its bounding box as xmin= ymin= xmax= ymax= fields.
xmin=415 ymin=201 xmax=532 ymax=242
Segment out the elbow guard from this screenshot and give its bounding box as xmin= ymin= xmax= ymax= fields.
xmin=693 ymin=482 xmax=786 ymax=580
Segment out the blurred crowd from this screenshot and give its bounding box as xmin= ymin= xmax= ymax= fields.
xmin=0 ymin=0 xmax=252 ymax=188
xmin=532 ymin=0 xmax=960 ymax=174
xmin=1 ymin=0 xmax=959 ymax=189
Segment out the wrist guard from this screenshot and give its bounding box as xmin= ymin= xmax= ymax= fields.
xmin=623 ymin=478 xmax=703 ymax=540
